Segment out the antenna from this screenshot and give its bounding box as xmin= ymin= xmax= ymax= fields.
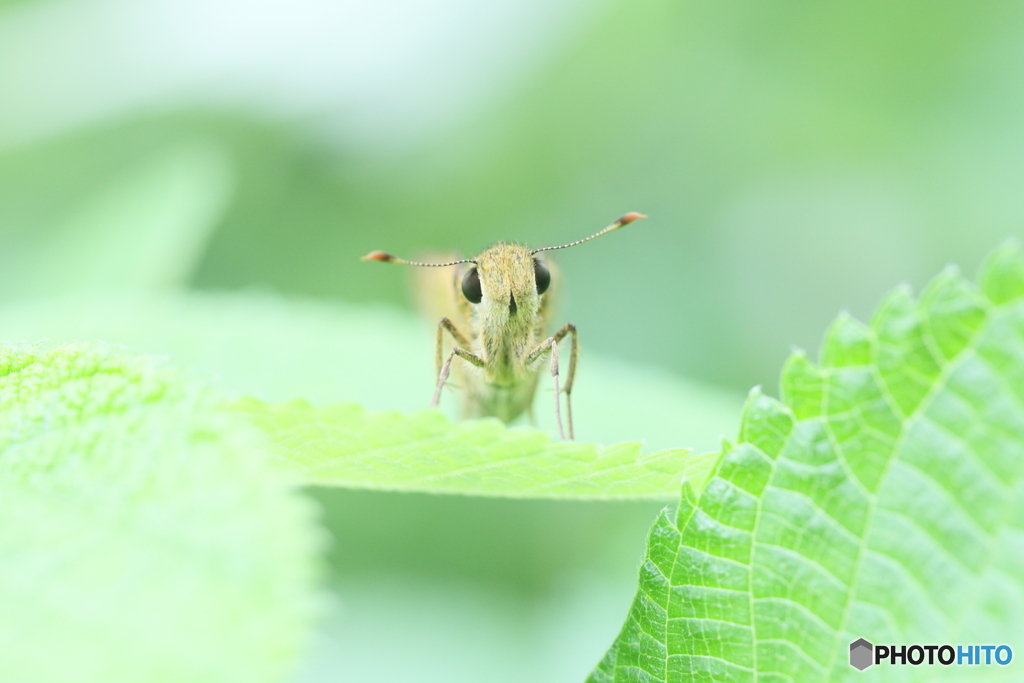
xmin=532 ymin=212 xmax=647 ymax=255
xmin=360 ymin=251 xmax=475 ymax=267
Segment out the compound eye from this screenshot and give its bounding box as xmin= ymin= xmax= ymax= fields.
xmin=461 ymin=267 xmax=483 ymax=304
xmin=534 ymin=259 xmax=551 ymax=295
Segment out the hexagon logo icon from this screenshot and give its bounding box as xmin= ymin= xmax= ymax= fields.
xmin=849 ymin=638 xmax=873 ymax=671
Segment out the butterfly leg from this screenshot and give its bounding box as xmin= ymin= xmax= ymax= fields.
xmin=433 ymin=346 xmax=485 ymax=407
xmin=527 ymin=323 xmax=577 ymax=440
xmin=435 ymin=317 xmax=474 ymax=380
xmin=551 ymin=323 xmax=578 ymax=440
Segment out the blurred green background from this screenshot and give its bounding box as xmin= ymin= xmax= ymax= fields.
xmin=2 ymin=0 xmax=1023 ymax=680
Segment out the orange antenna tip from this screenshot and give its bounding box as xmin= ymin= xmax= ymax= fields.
xmin=361 ymin=251 xmax=394 ymax=262
xmin=619 ymin=212 xmax=647 ymax=224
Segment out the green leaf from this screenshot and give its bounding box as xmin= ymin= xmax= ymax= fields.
xmin=0 ymin=143 xmax=232 ymax=302
xmin=237 ymin=399 xmax=716 ymax=500
xmin=0 ymin=342 xmax=319 ymax=683
xmin=0 ymin=292 xmax=743 ymax=455
xmin=590 ymin=242 xmax=1024 ymax=682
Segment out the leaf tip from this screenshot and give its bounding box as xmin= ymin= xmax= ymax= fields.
xmin=738 ymin=388 xmax=793 ymax=459
xmin=780 ymin=351 xmax=824 ymax=420
xmin=980 ymin=239 xmax=1024 ymax=305
xmin=821 ymin=312 xmax=873 ymax=368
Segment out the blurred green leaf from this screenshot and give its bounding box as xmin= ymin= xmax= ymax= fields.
xmin=237 ymin=399 xmax=716 ymax=500
xmin=0 ymin=342 xmax=319 ymax=683
xmin=591 ymin=243 xmax=1024 ymax=682
xmin=0 ymin=142 xmax=232 ymax=302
